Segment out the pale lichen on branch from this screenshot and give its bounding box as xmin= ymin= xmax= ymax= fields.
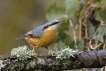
xmin=0 ymin=60 xmax=6 ymax=69
xmin=1 ymin=45 xmax=106 ymax=71
xmin=48 ymin=46 xmax=78 ymax=60
xmin=11 ymin=45 xmax=35 ymax=60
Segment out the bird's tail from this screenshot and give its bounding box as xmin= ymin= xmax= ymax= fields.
xmin=16 ymin=35 xmax=25 ymax=40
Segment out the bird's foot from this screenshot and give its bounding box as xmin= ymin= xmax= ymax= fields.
xmin=32 ymin=50 xmax=38 ymax=56
xmin=32 ymin=48 xmax=38 ymax=59
xmin=45 ymin=47 xmax=50 ymax=51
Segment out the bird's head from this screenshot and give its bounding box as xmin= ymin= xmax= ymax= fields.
xmin=43 ymin=19 xmax=65 ymax=30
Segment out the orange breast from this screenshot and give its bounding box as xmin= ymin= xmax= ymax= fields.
xmin=25 ymin=30 xmax=58 ymax=48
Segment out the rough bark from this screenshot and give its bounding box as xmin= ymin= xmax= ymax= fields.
xmin=0 ymin=49 xmax=106 ymax=71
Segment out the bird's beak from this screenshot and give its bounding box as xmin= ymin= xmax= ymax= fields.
xmin=60 ymin=18 xmax=67 ymax=22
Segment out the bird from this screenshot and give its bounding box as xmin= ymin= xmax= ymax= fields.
xmin=17 ymin=19 xmax=65 ymax=52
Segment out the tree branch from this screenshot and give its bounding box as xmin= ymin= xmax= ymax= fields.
xmin=0 ymin=46 xmax=106 ymax=71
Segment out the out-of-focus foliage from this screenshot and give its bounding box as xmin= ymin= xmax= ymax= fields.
xmin=99 ymin=9 xmax=106 ymax=23
xmin=46 ymin=3 xmax=68 ymax=20
xmin=93 ymin=26 xmax=106 ymax=42
xmin=46 ymin=0 xmax=106 ymax=52
xmin=65 ymin=0 xmax=80 ymax=18
xmin=98 ymin=0 xmax=106 ymax=9
xmin=57 ymin=21 xmax=69 ymax=41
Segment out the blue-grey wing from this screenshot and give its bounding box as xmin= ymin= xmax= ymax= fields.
xmin=25 ymin=25 xmax=45 ymax=38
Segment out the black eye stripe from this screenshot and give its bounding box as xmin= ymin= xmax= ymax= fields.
xmin=43 ymin=26 xmax=48 ymax=30
xmin=43 ymin=21 xmax=60 ymax=30
xmin=49 ymin=21 xmax=60 ymax=26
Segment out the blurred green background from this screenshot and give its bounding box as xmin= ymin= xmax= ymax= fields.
xmin=0 ymin=0 xmax=64 ymax=56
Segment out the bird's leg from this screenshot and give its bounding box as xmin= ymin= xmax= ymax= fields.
xmin=32 ymin=46 xmax=38 ymax=58
xmin=45 ymin=47 xmax=50 ymax=51
xmin=33 ymin=46 xmax=35 ymax=52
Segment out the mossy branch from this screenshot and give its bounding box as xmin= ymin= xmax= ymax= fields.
xmin=0 ymin=46 xmax=106 ymax=71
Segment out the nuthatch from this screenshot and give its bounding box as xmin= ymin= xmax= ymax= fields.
xmin=18 ymin=19 xmax=65 ymax=51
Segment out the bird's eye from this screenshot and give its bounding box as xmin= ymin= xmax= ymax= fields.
xmin=43 ymin=25 xmax=49 ymax=30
